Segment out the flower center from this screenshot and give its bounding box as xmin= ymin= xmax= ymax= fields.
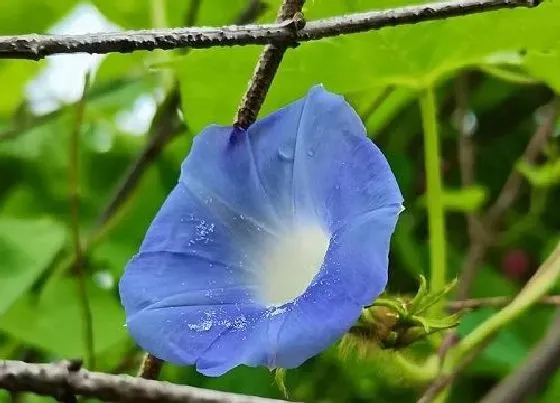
xmin=258 ymin=225 xmax=330 ymax=307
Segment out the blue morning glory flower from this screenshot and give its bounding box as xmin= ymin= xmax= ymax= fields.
xmin=119 ymin=85 xmax=404 ymax=376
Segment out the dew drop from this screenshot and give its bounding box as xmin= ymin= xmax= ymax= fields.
xmin=307 ymin=150 xmax=315 ymax=157
xmin=267 ymin=306 xmax=289 ymax=317
xmin=233 ymin=314 xmax=247 ymax=329
xmin=277 ymin=144 xmax=295 ymax=161
xmin=188 ymin=320 xmax=213 ymax=332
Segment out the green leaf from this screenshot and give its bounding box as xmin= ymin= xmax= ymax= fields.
xmin=0 ymin=277 xmax=126 ymax=358
xmin=524 ymin=48 xmax=560 ymax=93
xmin=418 ymin=185 xmax=488 ymax=212
xmin=176 ymin=1 xmax=560 ymax=134
xmin=0 ymin=61 xmax=42 ymax=116
xmin=392 ymin=213 xmax=428 ymax=276
xmin=442 ymin=186 xmax=488 ymax=212
xmin=0 ymin=0 xmax=76 ymax=34
xmin=364 ymin=87 xmax=416 ymax=135
xmin=541 ymin=370 xmax=560 ymax=403
xmin=0 ymin=218 xmax=66 ymax=314
xmin=517 ymin=158 xmax=560 ymax=187
xmin=458 ymin=309 xmax=528 ymax=375
xmin=91 ymin=0 xmax=255 ymax=29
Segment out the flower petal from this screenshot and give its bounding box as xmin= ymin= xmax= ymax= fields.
xmin=119 ymin=85 xmax=403 ymax=376
xmin=247 ymin=84 xmax=403 ymax=229
xmin=194 ymin=205 xmax=400 ymax=375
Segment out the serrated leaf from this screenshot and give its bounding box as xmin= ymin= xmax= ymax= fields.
xmin=0 ymin=218 xmax=66 ymax=314
xmin=409 ymin=275 xmax=429 ymax=308
xmin=413 ymin=278 xmax=458 ymax=315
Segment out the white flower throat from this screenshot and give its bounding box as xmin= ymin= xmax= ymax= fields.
xmin=257 ymin=225 xmax=331 ymax=306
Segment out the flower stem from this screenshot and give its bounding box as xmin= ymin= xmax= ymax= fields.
xmin=419 ymin=87 xmax=447 ymax=315
xmin=456 ymin=241 xmax=560 ymax=359
xmin=393 ymin=352 xmax=437 ymax=384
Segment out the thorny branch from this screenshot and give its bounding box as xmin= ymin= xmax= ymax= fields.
xmin=0 ymin=0 xmax=540 ymax=60
xmin=0 ymin=360 xmax=295 ymax=403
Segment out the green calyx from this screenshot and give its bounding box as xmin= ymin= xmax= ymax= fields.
xmin=351 ymin=276 xmax=460 ymax=349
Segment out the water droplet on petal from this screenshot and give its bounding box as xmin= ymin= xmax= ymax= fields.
xmin=277 ymin=144 xmax=295 ymax=161
xmin=233 ymin=314 xmax=247 ymax=329
xmin=307 ymin=150 xmax=315 ymax=157
xmin=188 ymin=320 xmax=213 ymax=332
xmin=267 ymin=306 xmax=289 ymax=318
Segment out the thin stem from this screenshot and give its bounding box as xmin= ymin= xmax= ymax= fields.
xmin=69 ymin=73 xmax=95 ymax=370
xmin=419 ymin=87 xmax=447 ymax=315
xmin=456 ymin=242 xmax=560 ymax=359
xmin=393 ymin=353 xmax=437 ymax=384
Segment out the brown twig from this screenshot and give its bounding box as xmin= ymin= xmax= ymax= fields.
xmin=455 ymin=96 xmax=560 ymax=300
xmin=69 ymin=73 xmax=95 ymax=372
xmin=0 ymin=360 xmax=295 ymax=403
xmin=418 ymin=340 xmax=490 ymax=403
xmin=448 ymin=295 xmax=560 ymax=310
xmin=0 ymin=0 xmax=540 ymax=60
xmin=233 ymin=0 xmax=305 ymax=128
xmin=454 ymin=73 xmax=488 ymax=243
xmin=486 ymin=97 xmax=560 ymax=227
xmin=426 ymin=95 xmax=560 ymax=401
xmin=93 ymin=86 xmax=184 ymax=230
xmin=137 ymin=354 xmax=164 ymax=380
xmin=479 ymin=309 xmax=560 ymax=403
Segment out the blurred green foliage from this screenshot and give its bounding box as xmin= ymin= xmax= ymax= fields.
xmin=1 ymin=0 xmax=560 ymax=402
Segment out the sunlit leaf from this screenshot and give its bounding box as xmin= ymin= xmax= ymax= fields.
xmin=0 ymin=218 xmax=66 ymax=314
xmin=0 ymin=278 xmax=126 ymax=357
